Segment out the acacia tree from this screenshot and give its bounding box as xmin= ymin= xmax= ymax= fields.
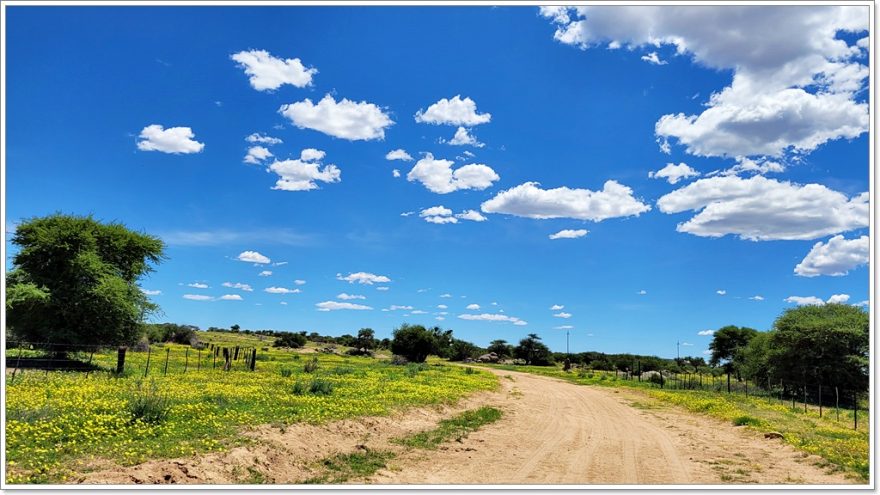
xmin=514 ymin=333 xmax=553 ymax=366
xmin=487 ymin=339 xmax=513 ymax=358
xmin=6 ymin=214 xmax=165 ymax=350
xmin=709 ymin=325 xmax=757 ymax=388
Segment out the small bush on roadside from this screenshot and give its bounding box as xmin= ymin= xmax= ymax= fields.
xmin=304 ymin=357 xmax=319 ymax=373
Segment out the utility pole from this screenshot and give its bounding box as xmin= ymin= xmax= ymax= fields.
xmin=676 ymin=341 xmax=680 ymax=362
xmin=566 ymin=329 xmax=570 ymax=356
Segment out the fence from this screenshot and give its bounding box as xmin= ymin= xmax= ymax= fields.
xmin=573 ymin=365 xmax=866 ymax=430
xmin=5 ymin=341 xmax=264 ymax=380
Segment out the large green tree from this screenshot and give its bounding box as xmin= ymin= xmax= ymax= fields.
xmin=514 ymin=333 xmax=553 ymax=366
xmin=390 ymin=324 xmax=436 ymax=363
xmin=709 ymin=325 xmax=758 ymax=378
xmin=6 ymin=214 xmax=165 ymax=349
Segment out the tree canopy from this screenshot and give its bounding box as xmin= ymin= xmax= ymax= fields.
xmin=6 ymin=214 xmax=165 ymax=348
xmin=708 ymin=325 xmax=758 ymax=377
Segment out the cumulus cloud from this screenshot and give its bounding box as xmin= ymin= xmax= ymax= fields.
xmin=337 ymin=272 xmax=391 ymax=285
xmin=656 ymin=176 xmax=868 ymax=241
xmin=541 ymin=6 xmax=869 ymax=159
xmin=415 ymin=95 xmax=491 ymax=126
xmin=268 ymin=148 xmax=341 ymax=192
xmin=466 ymin=303 xmax=480 ymax=310
xmin=220 ymin=294 xmax=243 ymax=301
xmin=794 ymin=235 xmax=868 ymax=277
xmin=716 ymin=290 xmax=726 ymax=295
xmin=388 ymin=305 xmax=414 ymax=311
xmin=222 ymin=282 xmax=253 ymax=292
xmin=550 ymin=304 xmax=564 ymax=310
xmin=386 ymin=149 xmax=413 ymax=161
xmin=648 ymin=163 xmax=700 ymax=184
xmin=231 ymin=49 xmax=316 ymax=91
xmin=458 ymin=313 xmax=527 ymax=325
xmin=827 ymin=294 xmax=851 ymax=304
xmin=246 ymin=133 xmax=283 ymax=145
xmin=258 ymin=270 xmax=272 ymax=277
xmin=337 ymin=293 xmax=366 ymax=300
xmin=641 ymin=52 xmax=667 ymax=65
xmin=638 ymin=290 xmax=647 ymax=295
xmin=456 ymin=210 xmax=488 ymax=222
xmin=407 ymin=153 xmax=499 ymax=194
xmin=376 ymin=286 xmax=390 ymax=291
xmin=187 ymin=282 xmax=209 ymax=289
xmin=749 ymin=295 xmax=764 ymax=301
xmin=440 ymin=293 xmax=452 ymax=298
xmin=392 ymin=169 xmax=401 ymax=178
xmin=316 ymin=301 xmax=373 ymax=311
xmin=183 ymin=294 xmax=213 ymax=301
xmin=554 ymin=312 xmax=572 ymax=319
xmin=697 ymin=330 xmax=715 ymax=336
xmin=784 ymin=294 xmax=851 ymax=306
xmin=445 ymin=127 xmax=485 ymax=147
xmin=244 ymin=146 xmax=273 ymax=164
xmin=555 ymin=325 xmax=574 ymax=330
xmin=437 ymin=304 xmax=448 ymax=309
xmin=549 ymin=229 xmax=588 ymax=240
xmin=712 ymin=157 xmax=785 ymax=177
xmin=137 ymin=125 xmax=205 ymax=154
xmin=265 ymin=287 xmax=301 ymax=294
xmin=140 ymin=289 xmax=162 ymax=296
xmin=279 ymin=94 xmax=393 ymax=141
xmin=237 ymin=251 xmax=271 ymax=264
xmin=482 ymin=181 xmax=650 ymax=221
xmin=294 ymin=280 xmax=306 ymax=285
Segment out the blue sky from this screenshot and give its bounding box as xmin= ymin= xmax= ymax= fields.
xmin=4 ymin=5 xmax=871 ymax=357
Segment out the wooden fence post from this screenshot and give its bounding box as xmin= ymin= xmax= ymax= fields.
xmin=197 ymin=348 xmax=202 ymax=371
xmin=116 ymin=346 xmax=127 ymax=375
xmin=853 ymin=392 xmax=858 ymax=430
xmin=835 ymin=386 xmax=840 ymax=422
xmin=803 ymin=384 xmax=807 ymax=413
xmin=11 ymin=345 xmax=24 ymax=381
xmin=250 ymin=349 xmax=257 ymax=371
xmin=184 ymin=348 xmax=189 ymax=373
xmin=144 ymin=345 xmax=152 ymax=378
xmin=163 ymin=348 xmax=170 ymax=376
xmin=818 ymin=384 xmax=822 ymax=418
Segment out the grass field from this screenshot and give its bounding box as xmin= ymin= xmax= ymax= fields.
xmin=481 ymin=364 xmax=869 ymax=481
xmin=4 ymin=333 xmax=498 ymax=484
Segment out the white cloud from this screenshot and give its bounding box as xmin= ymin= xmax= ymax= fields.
xmin=294 ymin=279 xmax=306 ymax=285
xmin=246 ymin=133 xmax=283 ymax=145
xmin=220 ymin=294 xmax=243 ymax=301
xmin=137 ymin=125 xmax=205 ymax=154
xmin=316 ymin=301 xmax=373 ymax=311
xmin=554 ymin=312 xmax=572 ymax=319
xmin=436 ymin=316 xmax=446 ymax=321
xmin=697 ymin=330 xmax=715 ymax=336
xmin=388 ymin=305 xmax=414 ymax=311
xmin=411 ymin=310 xmax=428 ymax=315
xmin=713 ymin=157 xmax=786 ymax=177
xmin=445 ymin=127 xmax=485 ymax=147
xmin=265 ymin=287 xmax=301 ymax=294
xmin=231 ymin=49 xmax=316 ymax=91
xmin=827 ymin=294 xmax=851 ymax=304
xmin=641 ymin=52 xmax=667 ymax=65
xmin=458 ymin=313 xmax=527 ymax=325
xmin=183 ymin=294 xmax=212 ymax=301
xmin=376 ymin=286 xmax=390 ymax=291
xmin=274 ymin=261 xmax=289 ymax=266
xmin=437 ymin=304 xmax=448 ymax=309
xmin=280 ymin=301 xmax=288 ymax=305
xmin=785 ymin=295 xmax=826 ymax=306
xmin=440 ymin=293 xmax=452 ymax=298
xmin=414 ymin=95 xmax=491 ymax=126
xmin=268 ymin=149 xmax=341 ymax=192
xmin=466 ymin=303 xmax=480 ymax=310
xmin=638 ymin=290 xmax=647 ymax=295
xmin=482 ymin=181 xmax=650 ymax=221
xmin=716 ymin=290 xmax=726 ymax=295
xmin=407 ymin=153 xmax=499 ymax=194
xmin=749 ymin=295 xmax=764 ymax=301
xmin=555 ymin=325 xmax=574 ymax=330
xmin=337 ymin=272 xmax=391 ymax=285
xmin=337 ymin=293 xmax=366 ymax=300
xmin=237 ymin=251 xmax=271 ymax=264
xmin=392 ymin=169 xmax=401 ymax=178
xmin=258 ymin=270 xmax=272 ymax=277
xmin=854 ymin=300 xmax=869 ymax=307
xmin=187 ymin=282 xmax=209 ymax=289
xmin=648 ymin=163 xmax=700 ymax=184
xmin=541 ymin=6 xmax=869 ymax=159
xmin=244 ymin=146 xmax=273 ymax=164
xmin=550 ymin=304 xmax=564 ymax=310
xmin=424 ymin=215 xmax=458 ymax=225
xmin=681 ymin=342 xmax=694 ymax=347
xmin=279 ymin=94 xmax=393 ymax=141
xmin=140 ymin=288 xmax=162 ymax=296
xmin=549 ymin=229 xmax=588 ymax=240
xmin=656 ymin=176 xmax=868 ymax=241
xmin=456 ymin=210 xmax=487 ymax=222
xmin=794 ymin=235 xmax=868 ymax=277
xmin=386 ymin=149 xmax=413 ymax=161
xmin=222 ymin=282 xmax=253 ymax=292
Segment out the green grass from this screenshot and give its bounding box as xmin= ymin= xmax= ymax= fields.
xmin=302 ymin=450 xmax=396 ymax=484
xmin=477 ymin=363 xmax=869 ymax=481
xmin=394 ymin=406 xmax=502 ymax=449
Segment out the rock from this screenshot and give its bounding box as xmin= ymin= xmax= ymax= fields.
xmin=476 ymin=352 xmax=499 ymax=363
xmin=764 ymin=431 xmax=784 ymax=439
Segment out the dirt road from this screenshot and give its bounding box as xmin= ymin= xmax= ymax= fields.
xmin=369 ymin=368 xmax=855 ymax=485
xmin=81 ymin=367 xmax=858 ymax=485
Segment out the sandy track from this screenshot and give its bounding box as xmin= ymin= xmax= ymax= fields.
xmin=369 ymin=368 xmax=856 ymax=485
xmin=79 ymin=367 xmax=858 ymax=485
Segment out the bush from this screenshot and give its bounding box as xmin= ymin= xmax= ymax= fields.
xmin=309 ymin=378 xmax=334 ymax=396
xmin=346 ymin=348 xmax=374 ymax=357
xmin=390 ymin=355 xmax=409 ymax=365
xmin=390 ymin=324 xmax=435 ymax=363
xmin=128 ymin=381 xmax=170 ymax=424
xmin=291 ymin=380 xmax=307 ymax=395
xmin=404 ymin=363 xmax=428 ymax=377
xmin=303 ymin=357 xmax=319 ymax=373
xmin=280 ymin=367 xmax=293 ymax=378
xmin=275 ymin=332 xmax=307 ymax=348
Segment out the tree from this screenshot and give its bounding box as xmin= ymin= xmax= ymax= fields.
xmin=390 ymin=324 xmax=436 ymax=363
xmin=514 ymin=333 xmax=553 ymax=366
xmin=6 ymin=214 xmax=164 ymax=350
xmin=487 ymin=339 xmax=513 ymax=358
xmin=275 ymin=331 xmax=307 ymax=348
xmin=709 ymin=325 xmax=758 ymax=383
xmin=230 ymin=324 xmax=241 ymax=333
xmin=768 ymin=304 xmax=868 ymax=394
xmin=447 ymin=339 xmax=481 ymax=361
xmin=355 ymin=328 xmax=376 ymax=351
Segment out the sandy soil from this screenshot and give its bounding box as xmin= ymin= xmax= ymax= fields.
xmin=78 ymin=367 xmax=860 ymax=485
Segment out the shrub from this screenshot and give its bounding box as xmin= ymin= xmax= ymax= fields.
xmin=463 ymin=367 xmax=476 ymax=375
xmin=346 ymin=348 xmax=373 ymax=357
xmin=291 ymin=380 xmax=307 ymax=395
xmin=390 ymin=355 xmax=409 ymax=366
xmin=309 ymin=378 xmax=334 ymax=396
xmin=390 ymin=324 xmax=435 ymax=363
xmin=128 ymin=381 xmax=170 ymax=424
xmin=405 ymin=363 xmax=428 ymax=377
xmin=280 ymin=367 xmax=293 ymax=378
xmin=303 ymin=357 xmax=319 ymax=373
xmin=275 ymin=332 xmax=307 ymax=348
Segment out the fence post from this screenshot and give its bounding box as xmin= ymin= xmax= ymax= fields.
xmin=853 ymin=392 xmax=858 ymax=430
xmin=46 ymin=343 xmax=53 ymax=376
xmin=85 ymin=347 xmax=95 ymax=378
xmin=144 ymin=345 xmax=152 ymax=378
xmin=803 ymin=384 xmax=807 ymax=413
xmin=197 ymin=348 xmax=202 ymax=371
xmin=116 ymin=346 xmax=127 ymax=375
xmin=213 ymin=349 xmax=217 ymax=369
xmin=250 ymin=349 xmax=257 ymax=371
xmin=637 ymin=361 xmax=641 ymax=382
xmin=163 ymin=348 xmax=170 ymax=376
xmin=835 ymin=386 xmax=840 ymax=422
xmin=818 ymin=384 xmax=822 ymax=418
xmin=11 ymin=345 xmax=24 ymax=381
xmin=184 ymin=348 xmax=189 ymax=373
xmin=727 ymin=372 xmax=731 ymax=393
